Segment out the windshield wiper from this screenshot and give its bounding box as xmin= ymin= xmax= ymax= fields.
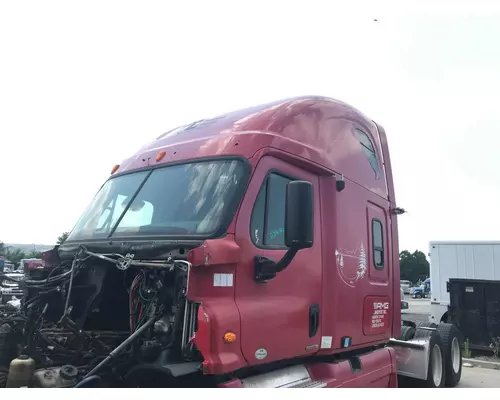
xmin=107 ymin=170 xmax=153 ymax=238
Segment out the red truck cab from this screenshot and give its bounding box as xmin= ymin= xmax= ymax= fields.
xmin=50 ymin=96 xmax=460 ymax=388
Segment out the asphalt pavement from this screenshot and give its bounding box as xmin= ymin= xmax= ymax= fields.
xmin=458 ymin=367 xmax=500 ymax=388
xmin=401 ymin=295 xmax=431 ymax=322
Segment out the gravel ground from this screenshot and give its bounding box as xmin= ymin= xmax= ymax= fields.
xmin=473 ymin=355 xmax=500 ymax=363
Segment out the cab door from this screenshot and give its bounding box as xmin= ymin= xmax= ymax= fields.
xmin=234 ymin=155 xmax=322 ymax=365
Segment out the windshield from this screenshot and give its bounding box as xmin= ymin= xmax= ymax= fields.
xmin=67 ymin=159 xmax=247 ymax=241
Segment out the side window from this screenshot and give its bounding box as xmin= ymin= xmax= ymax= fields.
xmin=372 ymin=219 xmax=384 ymax=269
xmin=355 ymin=129 xmax=381 ymax=180
xmin=250 ymin=173 xmax=292 ymax=247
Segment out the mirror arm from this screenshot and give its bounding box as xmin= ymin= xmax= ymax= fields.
xmin=274 ymin=248 xmax=299 ymax=273
xmin=254 ymin=247 xmax=299 ymax=282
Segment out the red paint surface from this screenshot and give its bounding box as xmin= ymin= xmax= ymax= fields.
xmin=217 ymin=347 xmax=397 ymax=388
xmin=114 ymin=96 xmax=402 ymax=375
xmin=307 ymin=347 xmax=397 ymax=388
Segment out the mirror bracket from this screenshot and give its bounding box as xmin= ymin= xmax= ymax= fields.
xmin=253 ymin=179 xmax=313 ymax=283
xmin=254 ymin=248 xmax=299 ymax=283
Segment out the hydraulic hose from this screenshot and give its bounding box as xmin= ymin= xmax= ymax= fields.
xmin=74 ymin=375 xmax=102 ymax=388
xmin=83 ymin=314 xmax=159 ymax=379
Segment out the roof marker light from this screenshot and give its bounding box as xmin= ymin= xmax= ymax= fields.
xmin=156 ymin=151 xmax=166 ymax=162
xmin=111 ymin=164 xmax=120 ymax=175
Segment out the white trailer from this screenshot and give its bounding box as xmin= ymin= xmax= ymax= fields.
xmin=429 ymin=241 xmax=500 ymax=324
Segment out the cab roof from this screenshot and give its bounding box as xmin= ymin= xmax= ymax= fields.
xmin=115 ymin=96 xmax=389 ymax=199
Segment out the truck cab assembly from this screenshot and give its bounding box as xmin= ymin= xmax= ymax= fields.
xmin=0 ymin=96 xmax=463 ymax=388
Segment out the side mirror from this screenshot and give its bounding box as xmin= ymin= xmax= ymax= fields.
xmin=254 ymin=180 xmax=314 ymax=282
xmin=285 ymin=181 xmax=314 ymax=249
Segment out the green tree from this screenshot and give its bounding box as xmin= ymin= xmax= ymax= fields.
xmin=400 ymin=250 xmax=430 ymax=284
xmin=4 ymin=248 xmax=25 ymax=265
xmin=26 ymin=251 xmax=42 ymax=259
xmin=57 ymin=232 xmax=70 ymax=245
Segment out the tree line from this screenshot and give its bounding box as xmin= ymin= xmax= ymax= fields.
xmin=399 ymin=249 xmax=430 ymax=284
xmin=0 ymin=232 xmax=69 ymax=266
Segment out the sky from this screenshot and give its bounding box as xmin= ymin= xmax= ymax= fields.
xmin=1 ymin=0 xmax=499 ymax=254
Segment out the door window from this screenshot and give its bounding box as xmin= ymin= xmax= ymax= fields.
xmin=372 ymin=218 xmax=384 ymax=269
xmin=250 ymin=173 xmax=293 ymax=248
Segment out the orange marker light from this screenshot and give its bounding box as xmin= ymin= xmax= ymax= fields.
xmin=111 ymin=164 xmax=120 ymax=175
xmin=223 ymin=331 xmax=237 ymax=343
xmin=156 ymin=151 xmax=166 ymax=162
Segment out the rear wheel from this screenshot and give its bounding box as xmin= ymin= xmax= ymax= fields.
xmin=423 ymin=331 xmax=446 ymax=388
xmin=436 ymin=323 xmax=462 ymax=387
xmin=416 ymin=327 xmax=446 ymax=387
xmin=397 ymin=330 xmax=445 ymax=388
xmin=440 ymin=312 xmax=449 ymax=323
xmin=414 ymin=321 xmax=437 ymax=333
xmin=399 ymin=325 xmax=416 ymax=341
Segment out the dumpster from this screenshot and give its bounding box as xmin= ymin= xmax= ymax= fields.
xmin=448 ymin=278 xmax=500 ymax=350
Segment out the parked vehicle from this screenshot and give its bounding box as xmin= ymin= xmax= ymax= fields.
xmin=0 ymin=259 xmax=15 ymax=274
xmin=401 ymin=287 xmax=409 ymax=311
xmin=412 ymin=285 xmax=423 ymax=298
xmin=0 ymin=270 xmax=24 ymax=305
xmin=429 ymin=241 xmax=500 ymax=324
xmin=1 ymin=96 xmax=463 ymax=388
xmin=412 ymin=279 xmax=430 ymax=299
xmin=16 ymin=258 xmax=43 ymax=281
xmin=400 ymin=280 xmax=411 ymax=295
xmin=19 ymin=258 xmax=43 ymax=271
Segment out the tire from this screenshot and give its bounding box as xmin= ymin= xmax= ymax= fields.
xmin=413 ymin=323 xmax=438 ymax=341
xmin=398 ymin=330 xmax=446 ymax=388
xmin=413 ymin=321 xmax=438 ymax=335
xmin=436 ymin=323 xmax=462 ymax=387
xmin=423 ymin=331 xmax=446 ymax=388
xmin=440 ymin=312 xmax=449 ymax=324
xmin=416 ymin=321 xmax=437 ymax=328
xmin=399 ymin=325 xmax=416 ymax=341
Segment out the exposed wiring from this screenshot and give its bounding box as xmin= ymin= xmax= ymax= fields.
xmin=129 ymin=272 xmax=145 ymax=332
xmin=127 ymin=270 xmax=159 ymax=333
xmin=61 ymin=259 xmax=78 ymax=319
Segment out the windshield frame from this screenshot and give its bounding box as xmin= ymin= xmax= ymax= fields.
xmin=65 ymin=155 xmax=252 ymax=243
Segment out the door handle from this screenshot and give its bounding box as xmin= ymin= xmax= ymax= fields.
xmin=309 ymin=303 xmax=320 ymax=337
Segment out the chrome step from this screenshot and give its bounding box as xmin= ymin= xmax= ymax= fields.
xmin=241 ymin=365 xmax=327 ymax=388
xmin=286 ymin=380 xmax=327 ymax=388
